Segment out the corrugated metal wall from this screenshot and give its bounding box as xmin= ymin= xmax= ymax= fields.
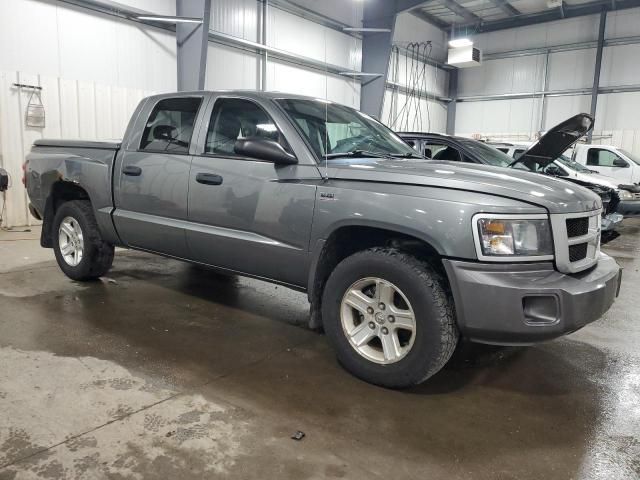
xmin=205 ymin=0 xmax=362 ymax=108
xmin=455 ymin=7 xmax=640 ymax=154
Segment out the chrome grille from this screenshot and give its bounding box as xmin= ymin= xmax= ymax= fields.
xmin=550 ymin=210 xmax=601 ymax=274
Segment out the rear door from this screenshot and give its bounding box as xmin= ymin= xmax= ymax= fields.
xmin=113 ymin=94 xmax=207 ymax=256
xmin=584 ymin=147 xmax=632 ymax=183
xmin=186 ymin=95 xmax=320 ymax=287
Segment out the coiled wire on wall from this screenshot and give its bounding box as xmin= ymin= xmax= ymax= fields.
xmin=385 ymin=41 xmax=435 ymax=133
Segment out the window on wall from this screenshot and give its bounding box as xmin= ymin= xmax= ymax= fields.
xmin=586 ymin=148 xmax=628 ymax=167
xmin=140 ymin=97 xmax=202 ymax=153
xmin=205 ymin=98 xmax=289 ymax=156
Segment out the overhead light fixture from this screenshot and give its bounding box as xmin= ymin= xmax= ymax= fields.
xmin=448 ymin=38 xmax=473 ymax=48
xmin=136 ymin=15 xmax=203 ymax=24
xmin=343 ymin=27 xmax=392 ymax=33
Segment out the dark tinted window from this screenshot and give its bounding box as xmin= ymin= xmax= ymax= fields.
xmin=140 ymin=97 xmax=202 ymax=153
xmin=423 ymin=142 xmax=462 ymax=162
xmin=205 ymin=98 xmax=288 ymax=156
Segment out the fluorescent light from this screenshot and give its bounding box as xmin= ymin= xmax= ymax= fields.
xmin=136 ymin=15 xmax=203 ymax=24
xmin=448 ymin=38 xmax=473 ymax=48
xmin=343 ymin=27 xmax=392 ymax=33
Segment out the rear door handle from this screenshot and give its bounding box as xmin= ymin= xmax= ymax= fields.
xmin=196 ymin=173 xmax=223 ymax=185
xmin=122 ymin=166 xmax=142 ymax=176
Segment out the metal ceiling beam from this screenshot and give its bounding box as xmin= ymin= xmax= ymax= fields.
xmin=409 ymin=7 xmax=450 ymax=29
xmin=440 ymin=0 xmax=482 ymax=23
xmin=488 ymin=0 xmax=521 ymax=16
xmin=461 ymin=0 xmax=640 ymax=33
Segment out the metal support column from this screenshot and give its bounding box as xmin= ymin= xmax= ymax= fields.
xmin=539 ymin=51 xmax=550 ymax=133
xmin=588 ymin=8 xmax=607 ymax=142
xmin=359 ymin=0 xmax=396 ymax=119
xmin=261 ymin=0 xmax=268 ymax=91
xmin=446 ymin=68 xmax=458 ymax=135
xmin=176 ymin=0 xmax=211 ymax=91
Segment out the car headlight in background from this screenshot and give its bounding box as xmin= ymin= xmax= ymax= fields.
xmin=473 ymin=214 xmax=554 ymax=260
xmin=618 ymin=189 xmax=634 ymax=200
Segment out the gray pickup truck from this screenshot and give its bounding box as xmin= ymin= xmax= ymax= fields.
xmin=24 ymin=91 xmax=622 ymax=388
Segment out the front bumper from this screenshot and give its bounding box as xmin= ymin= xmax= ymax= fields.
xmin=443 ymin=254 xmax=621 ymax=345
xmin=617 ymin=200 xmax=640 ymax=216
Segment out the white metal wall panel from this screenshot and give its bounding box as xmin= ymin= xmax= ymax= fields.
xmin=267 ymin=60 xmax=360 ymax=108
xmin=284 ymin=0 xmax=363 ymax=27
xmin=116 ymin=0 xmax=175 ymax=16
xmin=0 ymin=0 xmax=177 ymax=92
xmin=393 ymin=14 xmax=448 ymax=62
xmin=455 ymin=97 xmax=541 ymax=139
xmin=268 ymin=8 xmax=361 ymax=70
xmin=600 ymin=44 xmax=640 ymax=87
xmin=382 ymin=90 xmax=447 ymax=133
xmin=547 ymin=49 xmax=597 ymax=91
xmin=0 ymin=70 xmax=154 ymax=228
xmin=606 ymin=7 xmax=640 ymax=38
xmin=458 ymin=55 xmax=544 ymax=96
xmin=392 ymin=55 xmax=448 ymax=98
xmin=210 ymin=0 xmax=259 ymax=42
xmin=205 ymin=44 xmax=260 ymax=90
xmin=543 ymin=95 xmax=591 ymax=130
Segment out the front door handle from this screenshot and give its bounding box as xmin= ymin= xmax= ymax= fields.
xmin=196 ymin=173 xmax=223 ymax=185
xmin=122 ymin=165 xmax=142 ymax=176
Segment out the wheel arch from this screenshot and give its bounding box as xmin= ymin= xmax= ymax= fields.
xmin=306 ymin=223 xmax=447 ymax=329
xmin=41 ymin=181 xmax=92 ymax=248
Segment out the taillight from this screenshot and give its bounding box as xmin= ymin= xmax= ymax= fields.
xmin=22 ymin=160 xmax=28 ymax=186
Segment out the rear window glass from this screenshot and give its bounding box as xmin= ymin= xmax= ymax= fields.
xmin=140 ymin=97 xmax=202 ymax=153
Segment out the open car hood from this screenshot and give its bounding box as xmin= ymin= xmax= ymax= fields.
xmin=512 ymin=113 xmax=594 ymax=169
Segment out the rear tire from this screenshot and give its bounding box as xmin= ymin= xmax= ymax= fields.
xmin=322 ymin=248 xmax=458 ymax=388
xmin=52 ymin=200 xmax=114 ymax=281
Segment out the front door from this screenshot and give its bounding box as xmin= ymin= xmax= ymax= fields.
xmin=186 ymin=96 xmax=319 ymax=287
xmin=113 ymin=95 xmax=204 ymax=256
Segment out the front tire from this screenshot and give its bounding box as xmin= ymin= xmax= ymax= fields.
xmin=322 ymin=248 xmax=458 ymax=388
xmin=52 ymin=200 xmax=114 ymax=281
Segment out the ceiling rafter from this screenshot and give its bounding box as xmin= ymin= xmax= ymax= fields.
xmin=439 ymin=0 xmax=482 ymax=23
xmin=488 ymin=0 xmax=521 ymax=16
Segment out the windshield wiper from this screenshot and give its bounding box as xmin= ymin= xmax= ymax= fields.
xmin=324 ymin=150 xmax=391 ymax=159
xmin=389 ymin=152 xmax=422 ymax=159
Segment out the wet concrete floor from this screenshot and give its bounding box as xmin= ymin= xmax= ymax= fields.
xmin=0 ymin=220 xmax=638 ymax=479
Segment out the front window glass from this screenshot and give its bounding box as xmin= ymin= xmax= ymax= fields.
xmin=423 ymin=142 xmax=462 ymax=162
xmin=620 ymin=149 xmax=640 ymax=165
xmin=276 ymin=99 xmax=419 ymax=161
xmin=586 ymin=148 xmax=627 ymax=167
xmin=206 ymin=98 xmax=289 ymax=156
xmin=458 ymin=139 xmax=513 ymax=167
xmin=140 ymin=97 xmax=202 ymax=153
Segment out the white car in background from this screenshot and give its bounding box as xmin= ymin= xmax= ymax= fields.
xmin=572 ymin=144 xmax=640 ymax=185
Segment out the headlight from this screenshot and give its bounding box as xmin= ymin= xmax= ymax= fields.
xmin=618 ymin=189 xmax=633 ymax=200
xmin=473 ymin=214 xmax=554 ymax=260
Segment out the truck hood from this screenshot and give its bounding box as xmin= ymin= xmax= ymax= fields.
xmin=513 ymin=113 xmax=594 ymax=169
xmin=327 ymin=158 xmax=601 ymax=214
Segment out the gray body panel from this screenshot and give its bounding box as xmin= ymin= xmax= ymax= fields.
xmin=24 ymin=90 xmax=620 ymax=345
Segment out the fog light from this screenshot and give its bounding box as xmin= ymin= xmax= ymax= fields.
xmin=523 ymin=296 xmax=559 ymax=325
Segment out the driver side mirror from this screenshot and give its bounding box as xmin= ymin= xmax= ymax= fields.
xmin=613 ymin=158 xmax=628 ymax=168
xmin=545 ymin=165 xmax=568 ymax=177
xmin=234 ymin=138 xmax=297 ymax=165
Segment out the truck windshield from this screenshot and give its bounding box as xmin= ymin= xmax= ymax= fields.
xmin=620 ymin=149 xmax=640 ymax=165
xmin=275 ymin=99 xmax=420 ymax=161
xmin=457 ymin=139 xmax=514 ymax=168
xmin=556 ymin=155 xmax=593 ymax=173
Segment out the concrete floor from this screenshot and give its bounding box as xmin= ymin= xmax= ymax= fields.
xmin=0 ymin=221 xmax=638 ymax=480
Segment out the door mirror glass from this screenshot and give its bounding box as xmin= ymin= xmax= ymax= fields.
xmin=234 ymin=138 xmax=298 ymax=165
